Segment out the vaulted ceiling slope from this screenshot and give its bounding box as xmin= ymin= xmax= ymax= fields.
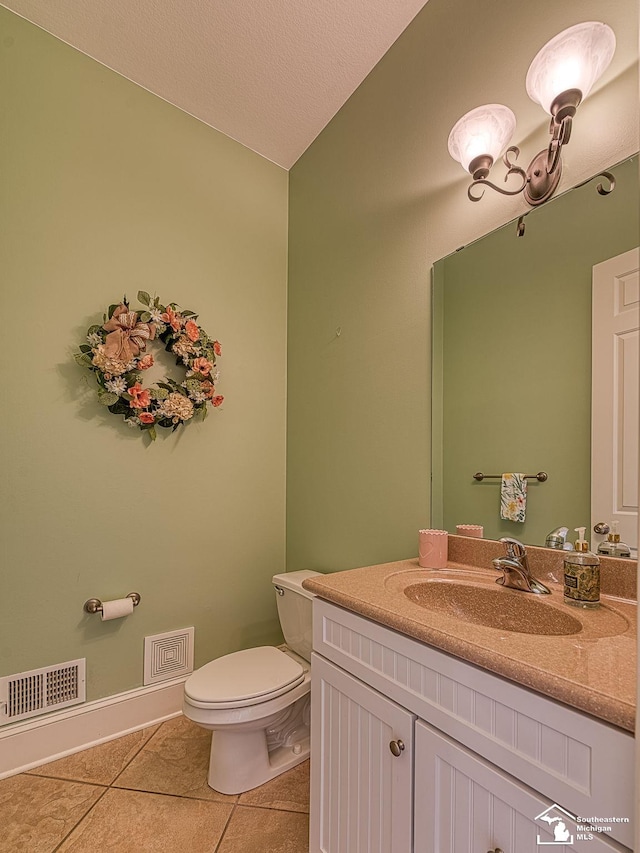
xmin=0 ymin=0 xmax=430 ymax=168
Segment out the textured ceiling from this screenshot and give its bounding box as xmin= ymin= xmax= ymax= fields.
xmin=0 ymin=0 xmax=430 ymax=168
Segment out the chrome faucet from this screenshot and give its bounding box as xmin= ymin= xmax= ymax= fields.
xmin=545 ymin=526 xmax=569 ymax=549
xmin=493 ymin=537 xmax=551 ymax=594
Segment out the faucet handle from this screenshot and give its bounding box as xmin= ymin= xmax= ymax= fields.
xmin=499 ymin=537 xmax=526 ymax=559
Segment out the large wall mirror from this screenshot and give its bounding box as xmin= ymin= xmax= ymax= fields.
xmin=431 ymin=155 xmax=639 ymax=552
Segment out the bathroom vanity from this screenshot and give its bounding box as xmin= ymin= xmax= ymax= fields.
xmin=303 ymin=550 xmax=636 ymax=853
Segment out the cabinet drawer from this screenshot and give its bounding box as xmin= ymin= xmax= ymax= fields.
xmin=415 ymin=720 xmax=628 ymax=852
xmin=313 ymin=599 xmax=634 ymax=848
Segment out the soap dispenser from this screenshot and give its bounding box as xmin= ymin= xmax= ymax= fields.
xmin=563 ymin=527 xmax=600 ymax=608
xmin=597 ymin=521 xmax=632 ymax=558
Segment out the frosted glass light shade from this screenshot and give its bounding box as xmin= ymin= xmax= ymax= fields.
xmin=526 ymin=22 xmax=616 ymax=115
xmin=447 ymin=104 xmax=516 ymax=174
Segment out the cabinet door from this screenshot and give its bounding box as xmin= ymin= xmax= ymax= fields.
xmin=309 ymin=653 xmax=414 ymax=853
xmin=414 ymin=721 xmax=627 ymax=853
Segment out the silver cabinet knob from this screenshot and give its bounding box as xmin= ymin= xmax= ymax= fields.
xmin=389 ymin=739 xmax=405 ymax=757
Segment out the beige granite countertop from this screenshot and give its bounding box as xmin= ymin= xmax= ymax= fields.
xmin=303 ymin=541 xmax=637 ymax=732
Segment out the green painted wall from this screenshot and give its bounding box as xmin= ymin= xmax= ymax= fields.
xmin=0 ymin=0 xmax=638 ymax=712
xmin=287 ymin=0 xmax=638 ymax=573
xmin=0 ymin=9 xmax=288 ymax=703
xmin=433 ymin=157 xmax=639 ymax=545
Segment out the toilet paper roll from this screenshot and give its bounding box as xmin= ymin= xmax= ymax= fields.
xmin=101 ymin=597 xmax=135 ymax=621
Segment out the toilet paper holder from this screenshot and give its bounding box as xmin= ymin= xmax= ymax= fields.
xmin=84 ymin=592 xmax=141 ymax=615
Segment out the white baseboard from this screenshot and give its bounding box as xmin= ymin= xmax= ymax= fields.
xmin=0 ymin=677 xmax=187 ymax=779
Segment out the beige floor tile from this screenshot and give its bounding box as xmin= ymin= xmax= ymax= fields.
xmin=238 ymin=760 xmax=309 ymax=812
xmin=217 ymin=806 xmax=309 ymax=853
xmin=58 ymin=788 xmax=232 ymax=853
xmin=0 ymin=774 xmax=105 ymax=853
xmin=28 ymin=725 xmax=160 ymax=786
xmin=113 ymin=715 xmax=236 ymax=803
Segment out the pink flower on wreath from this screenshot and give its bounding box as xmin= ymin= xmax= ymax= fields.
xmin=213 ymin=340 xmax=222 ymax=356
xmin=129 ymin=383 xmax=151 ymax=409
xmin=161 ymin=305 xmax=182 ymax=332
xmin=200 ymin=379 xmax=216 ymax=399
xmin=212 ymin=395 xmax=224 ymax=408
xmin=185 ymin=320 xmax=200 ymax=342
xmin=192 ymin=356 xmax=213 ymax=375
xmin=139 ymin=412 xmax=155 ymax=424
xmin=138 ymin=354 xmax=154 ymax=370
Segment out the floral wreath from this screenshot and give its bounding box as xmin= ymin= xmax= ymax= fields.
xmin=75 ymin=291 xmax=223 ymax=440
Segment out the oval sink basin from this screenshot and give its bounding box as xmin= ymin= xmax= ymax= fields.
xmin=404 ymin=580 xmax=583 ymax=635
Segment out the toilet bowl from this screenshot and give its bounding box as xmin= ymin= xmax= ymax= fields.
xmin=183 ymin=570 xmax=319 ymax=794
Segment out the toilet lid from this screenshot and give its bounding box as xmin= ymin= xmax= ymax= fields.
xmin=184 ymin=646 xmax=304 ymax=706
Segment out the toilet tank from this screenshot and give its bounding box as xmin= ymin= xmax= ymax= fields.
xmin=272 ymin=570 xmax=321 ymax=663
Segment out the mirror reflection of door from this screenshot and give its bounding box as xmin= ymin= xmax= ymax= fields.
xmin=591 ymin=248 xmax=639 ymax=555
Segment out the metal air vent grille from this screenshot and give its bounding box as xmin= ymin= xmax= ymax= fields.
xmin=144 ymin=628 xmax=194 ymax=685
xmin=0 ymin=659 xmax=86 ymax=725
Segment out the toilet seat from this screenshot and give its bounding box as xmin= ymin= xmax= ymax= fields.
xmin=184 ymin=646 xmax=305 ymax=709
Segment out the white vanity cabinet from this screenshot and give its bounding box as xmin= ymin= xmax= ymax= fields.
xmin=309 ymin=653 xmax=414 ymax=853
xmin=415 ymin=721 xmax=625 ymax=852
xmin=310 ymin=599 xmax=634 ymax=853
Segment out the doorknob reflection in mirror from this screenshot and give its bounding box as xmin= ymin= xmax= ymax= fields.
xmin=448 ymin=22 xmax=615 ymax=206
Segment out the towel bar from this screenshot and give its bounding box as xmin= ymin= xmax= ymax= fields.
xmin=473 ymin=472 xmax=548 ymax=482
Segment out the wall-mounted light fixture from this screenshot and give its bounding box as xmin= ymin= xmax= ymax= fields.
xmin=448 ymin=22 xmax=616 ymax=206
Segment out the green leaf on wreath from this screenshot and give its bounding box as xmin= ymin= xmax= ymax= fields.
xmin=74 ymin=353 xmax=93 ymax=368
xmin=149 ymin=387 xmax=169 ymax=400
xmin=108 ymin=304 xmax=118 ymax=319
xmin=87 ymin=324 xmax=102 ymax=336
xmin=79 ymin=344 xmax=92 ymax=353
xmin=137 ymin=291 xmax=151 ymax=306
xmin=148 ymin=425 xmax=157 ymax=441
xmin=140 ymin=311 xmax=151 ymax=322
xmin=98 ymin=392 xmax=120 ymax=406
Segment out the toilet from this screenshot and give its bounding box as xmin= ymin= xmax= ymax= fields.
xmin=182 ymin=570 xmax=320 ymax=794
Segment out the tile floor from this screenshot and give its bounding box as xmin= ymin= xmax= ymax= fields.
xmin=0 ymin=715 xmax=310 ymax=853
